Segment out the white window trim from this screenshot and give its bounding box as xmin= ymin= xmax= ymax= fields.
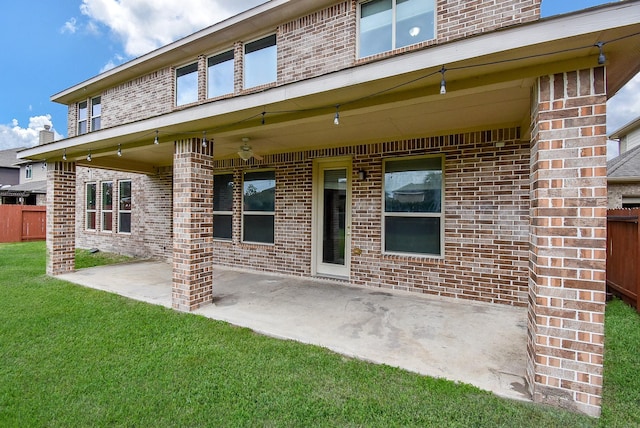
xmin=118 ymin=180 xmax=132 ymax=234
xmin=86 ymin=182 xmax=97 ymax=231
xmin=91 ymin=96 xmax=101 ymax=132
xmin=101 ymin=181 xmax=113 ymax=233
xmin=213 ymin=172 xmax=234 ymax=241
xmin=357 ymin=0 xmax=437 ymax=59
xmin=175 ymin=61 xmax=199 ymax=107
xmin=207 ymin=49 xmax=235 ymax=99
xmin=241 ymin=169 xmax=276 ymax=245
xmin=78 ymin=100 xmax=88 ymax=135
xmin=243 ymin=34 xmax=277 ymax=89
xmin=382 ymin=154 xmax=444 ymax=258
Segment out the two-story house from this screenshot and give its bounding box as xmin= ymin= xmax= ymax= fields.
xmin=19 ymin=0 xmax=640 ymax=416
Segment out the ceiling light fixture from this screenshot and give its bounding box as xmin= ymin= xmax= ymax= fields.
xmin=153 ymin=130 xmax=159 ymax=145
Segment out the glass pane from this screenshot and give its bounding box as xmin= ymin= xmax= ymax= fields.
xmin=385 ymin=216 xmax=440 ymax=255
xmin=78 ymin=120 xmax=87 ymax=135
xmin=396 ymin=0 xmax=435 ymax=48
xmin=91 ymin=97 xmax=101 ymax=116
xmin=78 ymin=102 xmax=88 ymax=120
xmin=243 ymin=215 xmax=274 ymax=243
xmin=102 ymin=182 xmax=113 ymax=210
xmin=213 ymin=214 xmax=232 ymax=240
xmin=102 ymin=212 xmax=113 ymax=231
xmin=119 ymin=181 xmax=132 ymax=210
xmin=208 ymin=51 xmax=234 ymax=98
xmin=176 ymin=63 xmax=198 ymax=106
xmin=119 ymin=213 xmax=131 ymax=233
xmin=244 ymin=171 xmax=275 ymax=212
xmin=86 ymin=184 xmax=96 ymax=209
xmin=359 ymin=0 xmax=392 ymax=57
xmin=322 ymin=169 xmax=347 ymax=265
xmin=385 ymin=157 xmax=442 ymax=213
xmin=245 ymin=36 xmax=277 ymax=88
xmin=213 ymin=174 xmax=234 ymax=212
xmin=91 ymin=117 xmax=101 ymax=131
xmin=87 ymin=212 xmax=96 ymax=230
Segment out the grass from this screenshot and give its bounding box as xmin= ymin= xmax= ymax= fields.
xmin=0 ymin=242 xmax=637 ymax=427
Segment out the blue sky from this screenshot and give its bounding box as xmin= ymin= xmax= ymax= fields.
xmin=0 ymin=0 xmax=637 ymax=150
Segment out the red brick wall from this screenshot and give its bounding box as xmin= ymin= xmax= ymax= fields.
xmin=211 ymin=127 xmax=530 ymax=306
xmin=75 ymin=166 xmax=172 ymax=260
xmin=527 ymin=67 xmax=607 ymax=416
xmin=46 ymin=162 xmax=76 ymax=275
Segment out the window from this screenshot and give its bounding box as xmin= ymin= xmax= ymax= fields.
xmin=208 ymin=50 xmax=234 ymax=98
xmin=244 ymin=35 xmax=277 ymax=88
xmin=78 ymin=101 xmax=88 ymax=135
xmin=86 ymin=183 xmax=97 ymax=230
xmin=176 ymin=63 xmax=199 ymax=106
xmin=383 ymin=155 xmax=443 ymax=256
xmin=213 ymin=173 xmax=234 ymax=240
xmin=101 ymin=181 xmax=113 ymax=232
xmin=118 ymin=180 xmax=132 ymax=233
xmin=91 ymin=96 xmax=101 ymax=131
xmin=243 ymin=170 xmax=275 ymax=244
xmin=358 ymin=0 xmax=435 ymax=58
xmin=25 ymin=164 xmax=32 ymax=180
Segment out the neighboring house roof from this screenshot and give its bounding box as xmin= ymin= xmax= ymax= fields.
xmin=608 ymin=143 xmax=640 ymax=182
xmin=0 ymin=148 xmax=22 ymax=168
xmin=609 ymin=116 xmax=640 ymax=140
xmin=0 ymin=180 xmax=47 ymax=196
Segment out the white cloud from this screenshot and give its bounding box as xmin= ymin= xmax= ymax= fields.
xmin=608 ymin=71 xmax=640 ymax=133
xmin=61 ymin=17 xmax=78 ymax=34
xmin=79 ymin=0 xmax=268 ymax=57
xmin=0 ymin=115 xmax=63 ymax=150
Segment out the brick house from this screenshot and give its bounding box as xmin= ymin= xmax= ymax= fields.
xmin=608 ymin=117 xmax=640 ymax=208
xmin=19 ymin=0 xmax=640 ymax=416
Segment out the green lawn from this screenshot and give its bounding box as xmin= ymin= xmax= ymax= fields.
xmin=0 ymin=241 xmax=638 ymax=427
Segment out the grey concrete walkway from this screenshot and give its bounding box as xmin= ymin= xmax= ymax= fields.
xmin=58 ymin=260 xmax=530 ymax=401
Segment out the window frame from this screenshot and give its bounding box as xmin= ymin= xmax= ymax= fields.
xmin=213 ymin=172 xmax=235 ymax=241
xmin=382 ymin=154 xmax=444 ymax=258
xmin=175 ymin=62 xmax=199 ymax=106
xmin=242 ymin=169 xmax=276 ymax=245
xmin=243 ymin=34 xmax=277 ymax=89
xmin=91 ymin=96 xmax=101 ymax=131
xmin=207 ymin=50 xmax=235 ymax=99
xmin=101 ymin=181 xmax=113 ymax=232
xmin=86 ymin=182 xmax=97 ymax=231
xmin=118 ymin=180 xmax=132 ymax=234
xmin=25 ymin=164 xmax=32 ymax=180
xmin=78 ymin=101 xmax=88 ymax=135
xmin=357 ymin=0 xmax=436 ymax=59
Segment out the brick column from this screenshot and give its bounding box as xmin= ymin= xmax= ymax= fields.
xmin=172 ymin=137 xmax=214 ymax=311
xmin=46 ymin=161 xmax=76 ymax=275
xmin=528 ymin=67 xmax=607 ymax=416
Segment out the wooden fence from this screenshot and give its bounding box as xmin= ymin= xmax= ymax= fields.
xmin=607 ymin=208 xmax=640 ymax=311
xmin=0 ymin=205 xmax=46 ymax=243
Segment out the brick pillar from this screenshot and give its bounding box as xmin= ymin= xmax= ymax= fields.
xmin=528 ymin=67 xmax=607 ymax=416
xmin=172 ymin=137 xmax=214 ymax=311
xmin=46 ymin=161 xmax=76 ymax=275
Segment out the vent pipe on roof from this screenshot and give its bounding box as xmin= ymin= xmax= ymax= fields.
xmin=39 ymin=125 xmax=54 ymax=145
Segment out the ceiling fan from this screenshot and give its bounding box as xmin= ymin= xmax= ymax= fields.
xmin=237 ymin=137 xmax=263 ymax=161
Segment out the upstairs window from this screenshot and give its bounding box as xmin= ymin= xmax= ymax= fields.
xmin=213 ymin=173 xmax=234 ymax=240
xmin=358 ymin=0 xmax=435 ymax=58
xmin=91 ymin=96 xmax=101 ymax=131
xmin=244 ymin=35 xmax=277 ymax=89
xmin=208 ymin=50 xmax=234 ymax=98
xmin=383 ymin=155 xmax=443 ymax=256
xmin=242 ymin=170 xmax=275 ymax=244
xmin=176 ymin=62 xmax=199 ymax=106
xmin=78 ymin=101 xmax=88 ymax=135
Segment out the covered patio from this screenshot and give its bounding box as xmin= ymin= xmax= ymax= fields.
xmin=57 ymin=261 xmax=529 ymax=402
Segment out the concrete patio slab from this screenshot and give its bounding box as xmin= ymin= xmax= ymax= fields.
xmin=57 ymin=260 xmax=530 ymax=402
